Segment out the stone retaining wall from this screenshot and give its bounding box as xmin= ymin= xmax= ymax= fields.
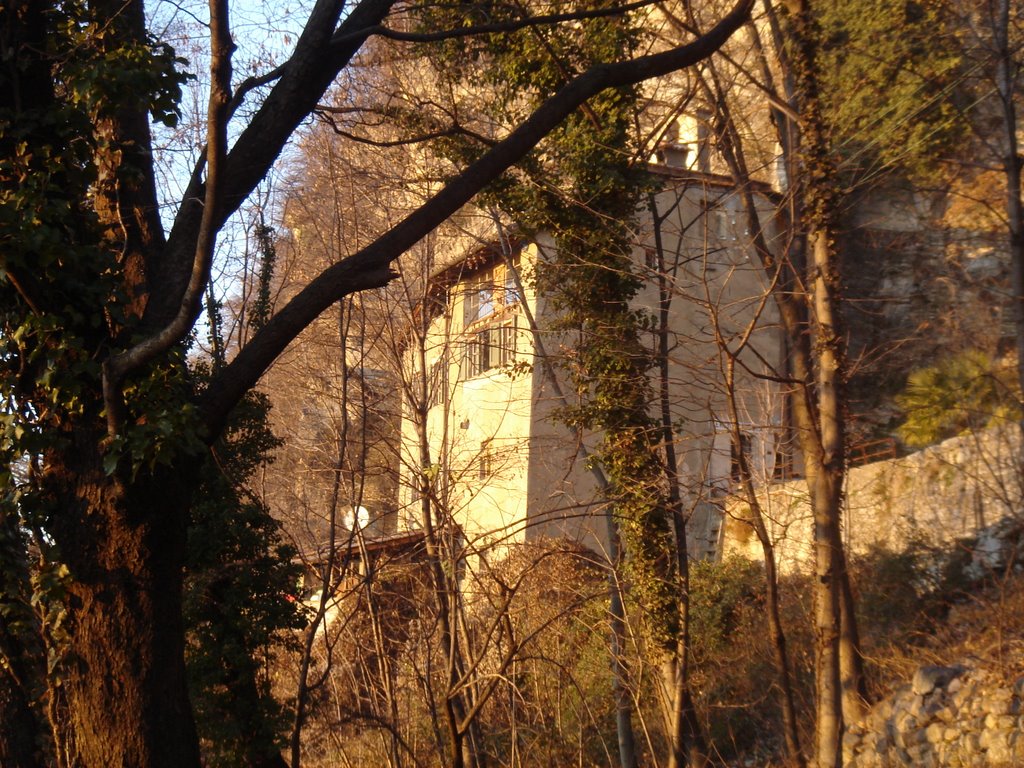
xmin=724 ymin=426 xmax=1023 ymax=572
xmin=844 ymin=664 xmax=1024 ymax=767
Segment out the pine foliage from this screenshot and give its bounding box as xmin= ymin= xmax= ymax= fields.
xmin=896 ymin=350 xmax=1022 ymax=448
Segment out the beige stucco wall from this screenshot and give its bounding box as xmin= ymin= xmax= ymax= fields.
xmin=635 ymin=177 xmax=786 ymax=558
xmin=396 ymin=245 xmax=539 ymax=561
xmin=724 ymin=425 xmax=1024 ymax=572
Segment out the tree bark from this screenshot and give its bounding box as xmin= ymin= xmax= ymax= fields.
xmin=45 ymin=429 xmax=202 ymax=768
xmin=87 ymin=0 xmax=167 ymax=321
xmin=993 ymin=0 xmax=1024 ymax=409
xmin=779 ymin=2 xmax=852 ymax=764
xmin=837 ymin=545 xmax=867 ymax=723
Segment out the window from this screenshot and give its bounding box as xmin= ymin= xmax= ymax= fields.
xmin=478 ymin=441 xmax=492 ymax=480
xmin=494 ymin=321 xmax=517 ymax=366
xmin=464 ymin=273 xmax=493 ymax=326
xmin=428 ymin=355 xmax=449 ymax=407
xmin=465 ymin=331 xmax=487 ymax=378
xmin=703 ymin=197 xmax=750 ymax=243
xmin=464 ymin=317 xmax=518 ymax=378
xmin=462 ymin=254 xmax=522 ymax=328
xmin=503 ymin=258 xmax=522 ymax=305
xmin=711 ymin=207 xmax=731 ymax=240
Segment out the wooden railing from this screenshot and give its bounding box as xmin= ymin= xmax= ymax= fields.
xmin=847 ymin=437 xmax=897 ymax=467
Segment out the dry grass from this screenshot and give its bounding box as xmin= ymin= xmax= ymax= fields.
xmin=866 ymin=569 xmax=1024 ymax=695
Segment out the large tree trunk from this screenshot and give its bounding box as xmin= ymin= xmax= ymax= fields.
xmin=45 ymin=428 xmax=202 ymax=768
xmin=992 ymin=0 xmax=1024 ymax=408
xmin=809 ymin=448 xmax=843 ymax=768
xmin=780 ymin=2 xmax=852 ymax=763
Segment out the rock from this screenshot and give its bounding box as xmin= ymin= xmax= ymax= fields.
xmin=922 ymin=696 xmax=946 ymax=718
xmin=987 ymin=690 xmax=1014 ymax=716
xmin=986 ymin=734 xmax=1013 ymax=765
xmin=989 ymin=699 xmax=1011 ymax=716
xmin=963 ymin=731 xmax=981 ymax=754
xmin=842 ymin=662 xmax=1024 ymax=767
xmin=925 ymin=722 xmax=945 ymax=743
xmin=984 ymin=712 xmax=1017 ymax=730
xmin=908 ymin=694 xmax=927 ymax=718
xmin=913 ymin=665 xmax=963 ymax=696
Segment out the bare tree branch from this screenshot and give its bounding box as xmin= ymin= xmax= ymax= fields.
xmin=199 ymin=0 xmax=755 ymax=437
xmin=336 ymin=0 xmax=663 ymax=45
xmin=102 ymin=0 xmax=235 ymax=435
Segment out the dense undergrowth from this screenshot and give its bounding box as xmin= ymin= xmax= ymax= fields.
xmin=689 ymin=527 xmax=1024 ymax=766
xmin=282 ymin=528 xmax=1024 ymax=767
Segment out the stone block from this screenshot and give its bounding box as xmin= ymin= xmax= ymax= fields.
xmin=1013 ymin=677 xmax=1024 ymax=698
xmin=913 ymin=665 xmax=962 ymax=696
xmin=988 ymin=699 xmax=1011 ymax=716
xmin=895 ymin=710 xmax=915 ymax=737
xmin=869 ymin=698 xmax=894 ymax=726
xmin=963 ymin=731 xmax=981 ymax=753
xmin=984 ymin=712 xmax=1017 ymax=730
xmin=926 ymin=722 xmax=945 ymax=743
xmin=987 ymin=735 xmax=1013 ymax=765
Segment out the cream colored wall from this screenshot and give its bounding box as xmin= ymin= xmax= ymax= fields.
xmin=396 ymin=246 xmax=540 ymax=563
xmin=521 ymin=253 xmax=611 ymax=555
xmin=634 ymin=180 xmax=785 ymax=557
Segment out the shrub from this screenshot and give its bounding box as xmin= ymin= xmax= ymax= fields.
xmin=896 ymin=350 xmax=1021 ymax=448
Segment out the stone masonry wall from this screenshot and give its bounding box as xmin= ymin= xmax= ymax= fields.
xmin=723 ymin=425 xmax=1023 ymax=572
xmin=844 ymin=664 xmax=1024 ymax=768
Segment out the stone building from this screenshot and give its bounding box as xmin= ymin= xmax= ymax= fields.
xmin=394 ymin=163 xmax=786 ymax=569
